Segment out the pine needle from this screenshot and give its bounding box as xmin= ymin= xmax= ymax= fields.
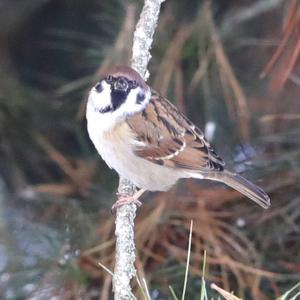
xmin=136 ymin=273 xmax=150 ymax=300
xmin=277 ymin=281 xmax=300 ymax=300
xmin=97 ymin=261 xmax=114 ymax=276
xmin=200 ymin=250 xmax=208 ymax=300
xmin=181 ymin=220 xmax=193 ymax=300
xmin=169 ymin=285 xmax=179 ymax=300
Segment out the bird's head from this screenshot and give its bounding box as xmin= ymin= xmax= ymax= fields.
xmin=88 ymin=66 xmax=151 ymax=120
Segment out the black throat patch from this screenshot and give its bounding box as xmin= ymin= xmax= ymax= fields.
xmin=110 ymin=89 xmax=129 ymax=111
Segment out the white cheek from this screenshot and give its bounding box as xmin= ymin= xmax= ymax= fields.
xmin=86 ymin=81 xmax=114 ymax=134
xmin=88 ymin=81 xmax=111 ymax=111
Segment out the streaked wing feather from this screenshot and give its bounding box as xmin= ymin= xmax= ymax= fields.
xmin=126 ymin=90 xmax=225 ymax=172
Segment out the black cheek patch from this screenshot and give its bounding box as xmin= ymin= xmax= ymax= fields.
xmin=136 ymin=92 xmax=145 ymax=104
xmin=95 ymin=82 xmax=103 ymax=93
xmin=99 ymin=105 xmax=112 ymax=113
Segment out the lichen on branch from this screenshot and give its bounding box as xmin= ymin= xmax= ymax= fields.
xmin=113 ymin=1 xmax=165 ymax=299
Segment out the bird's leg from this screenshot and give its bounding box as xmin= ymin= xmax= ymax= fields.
xmin=112 ymin=189 xmax=146 ymax=213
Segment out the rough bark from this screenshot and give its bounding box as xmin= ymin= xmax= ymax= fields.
xmin=113 ymin=1 xmax=165 ymax=299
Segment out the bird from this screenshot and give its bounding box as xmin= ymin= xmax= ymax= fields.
xmin=86 ymin=65 xmax=270 ymax=210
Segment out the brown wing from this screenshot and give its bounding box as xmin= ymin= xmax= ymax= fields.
xmin=126 ymin=90 xmax=225 ymax=172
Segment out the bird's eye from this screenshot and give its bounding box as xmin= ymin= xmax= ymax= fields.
xmin=136 ymin=91 xmax=145 ymax=104
xmin=106 ymin=75 xmax=114 ymax=84
xmin=95 ymin=82 xmax=103 ymax=93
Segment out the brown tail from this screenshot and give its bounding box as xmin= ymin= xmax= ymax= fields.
xmin=207 ymin=170 xmax=270 ymax=209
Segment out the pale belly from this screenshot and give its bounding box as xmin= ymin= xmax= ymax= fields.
xmin=87 ymin=120 xmax=182 ymax=191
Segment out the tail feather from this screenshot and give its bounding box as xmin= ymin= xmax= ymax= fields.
xmin=207 ymin=170 xmax=270 ymax=209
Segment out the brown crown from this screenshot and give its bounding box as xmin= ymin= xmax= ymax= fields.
xmin=104 ymin=66 xmax=148 ymax=90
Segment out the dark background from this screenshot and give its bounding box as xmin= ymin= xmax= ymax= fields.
xmin=0 ymin=0 xmax=299 ymax=299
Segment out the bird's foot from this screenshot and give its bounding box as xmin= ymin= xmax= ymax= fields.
xmin=111 ymin=189 xmax=145 ymax=213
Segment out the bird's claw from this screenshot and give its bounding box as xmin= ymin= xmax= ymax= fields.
xmin=111 ymin=195 xmax=142 ymax=214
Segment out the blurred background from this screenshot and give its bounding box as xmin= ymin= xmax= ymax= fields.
xmin=0 ymin=0 xmax=300 ymax=299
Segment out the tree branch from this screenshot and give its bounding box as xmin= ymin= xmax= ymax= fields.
xmin=113 ymin=1 xmax=165 ymax=299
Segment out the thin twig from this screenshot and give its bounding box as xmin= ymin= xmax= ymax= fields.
xmin=113 ymin=1 xmax=165 ymax=299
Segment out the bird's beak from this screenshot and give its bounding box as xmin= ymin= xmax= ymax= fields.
xmin=114 ymin=78 xmax=128 ymax=92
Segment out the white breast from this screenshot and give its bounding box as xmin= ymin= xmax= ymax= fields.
xmin=86 ymin=84 xmax=183 ymax=191
xmin=86 ymin=109 xmax=183 ymax=191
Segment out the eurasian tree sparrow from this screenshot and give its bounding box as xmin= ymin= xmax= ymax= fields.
xmin=86 ymin=66 xmax=270 ymax=210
